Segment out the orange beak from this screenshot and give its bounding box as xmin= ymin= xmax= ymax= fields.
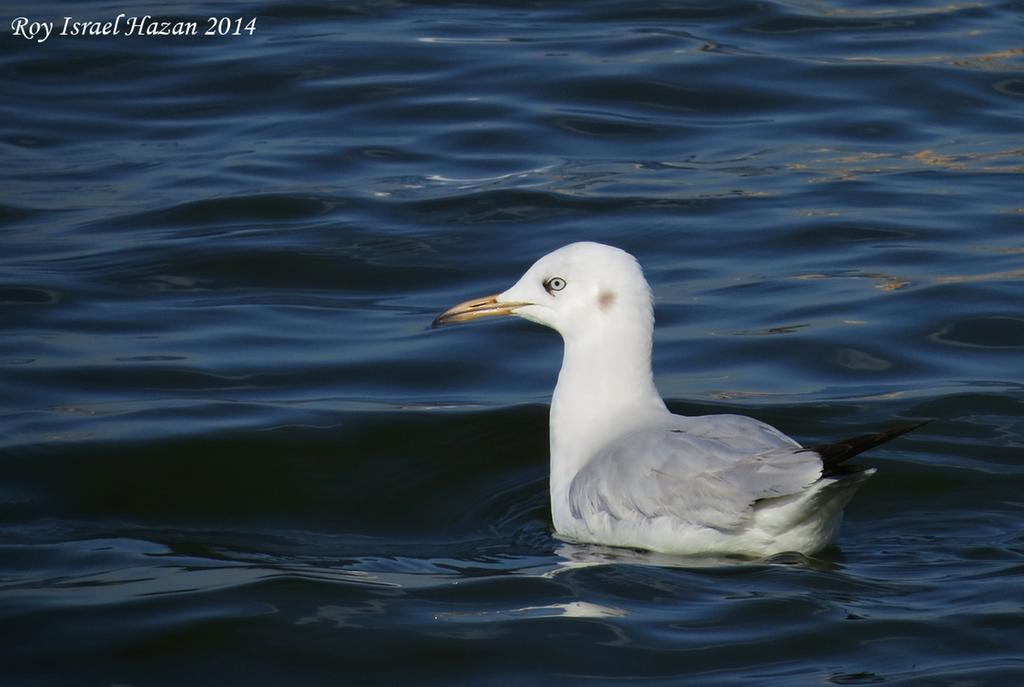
xmin=432 ymin=293 xmax=530 ymax=326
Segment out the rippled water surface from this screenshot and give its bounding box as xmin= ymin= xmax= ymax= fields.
xmin=2 ymin=1 xmax=1023 ymax=684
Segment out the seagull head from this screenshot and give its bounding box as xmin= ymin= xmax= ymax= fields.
xmin=433 ymin=242 xmax=654 ymax=341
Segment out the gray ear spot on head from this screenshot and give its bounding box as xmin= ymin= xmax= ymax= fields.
xmin=598 ymin=290 xmax=617 ymax=312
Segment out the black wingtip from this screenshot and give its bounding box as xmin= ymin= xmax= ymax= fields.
xmin=810 ymin=419 xmax=932 ymax=476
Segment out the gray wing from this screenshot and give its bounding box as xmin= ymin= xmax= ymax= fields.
xmin=567 ymin=414 xmax=823 ymax=532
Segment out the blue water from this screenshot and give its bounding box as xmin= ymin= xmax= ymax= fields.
xmin=2 ymin=1 xmax=1023 ymax=684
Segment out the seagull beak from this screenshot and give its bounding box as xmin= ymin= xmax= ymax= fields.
xmin=432 ymin=293 xmax=530 ymax=327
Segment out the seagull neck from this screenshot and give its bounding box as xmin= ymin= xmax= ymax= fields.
xmin=555 ymin=327 xmax=664 ymax=410
xmin=548 ymin=321 xmax=668 ymax=519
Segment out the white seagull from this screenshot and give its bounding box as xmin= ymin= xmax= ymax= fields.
xmin=434 ymin=242 xmax=926 ymax=557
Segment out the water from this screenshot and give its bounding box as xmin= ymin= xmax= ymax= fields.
xmin=2 ymin=0 xmax=1023 ymax=684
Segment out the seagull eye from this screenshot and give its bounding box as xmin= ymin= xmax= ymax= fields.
xmin=544 ymin=277 xmax=567 ymax=294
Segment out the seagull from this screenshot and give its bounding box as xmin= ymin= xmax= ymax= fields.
xmin=433 ymin=242 xmax=927 ymax=557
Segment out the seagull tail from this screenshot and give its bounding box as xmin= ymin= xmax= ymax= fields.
xmin=809 ymin=420 xmax=932 ymax=477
